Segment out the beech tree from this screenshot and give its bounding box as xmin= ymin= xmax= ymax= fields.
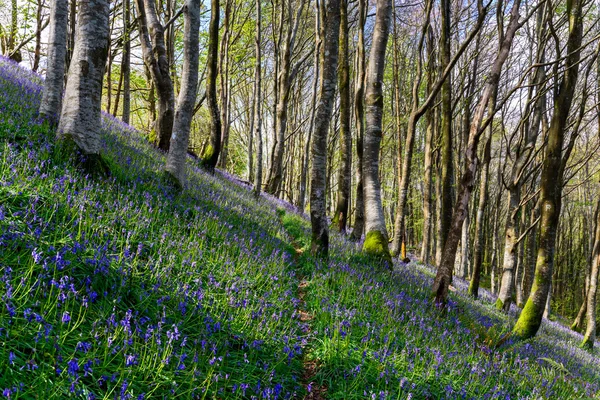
xmin=57 ymin=0 xmax=110 ymax=169
xmin=513 ymin=0 xmax=584 ymax=339
xmin=39 ymin=0 xmax=68 ymax=125
xmin=135 ymin=0 xmax=176 ymax=151
xmin=201 ymin=0 xmax=221 ymax=171
xmin=361 ymin=0 xmax=392 ymax=262
xmin=164 ymin=0 xmax=201 ymax=188
xmin=309 ymin=0 xmax=340 ymax=256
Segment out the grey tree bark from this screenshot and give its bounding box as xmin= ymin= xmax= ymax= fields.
xmin=310 ymin=0 xmax=340 ymax=257
xmin=39 ymin=0 xmax=68 ymax=126
xmin=297 ymin=2 xmax=321 ymax=212
xmin=349 ymin=0 xmax=366 ymax=241
xmin=201 ymin=0 xmax=222 ymax=171
xmin=266 ymin=0 xmax=307 ymax=196
xmin=57 ymin=0 xmax=109 ymax=161
xmin=362 ymin=0 xmax=392 ymax=263
xmin=122 ymin=0 xmax=131 ymax=125
xmin=513 ymin=0 xmax=584 ymax=340
xmin=134 ymin=0 xmax=175 ymax=151
xmin=253 ymin=0 xmax=262 ymax=198
xmin=165 ymin=0 xmax=201 ymax=188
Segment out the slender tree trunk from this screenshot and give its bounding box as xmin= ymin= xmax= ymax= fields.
xmin=266 ymin=0 xmax=306 ymax=196
xmin=66 ymin=0 xmax=76 ymax=71
xmin=39 ymin=0 xmax=69 ymax=126
xmin=582 ymin=198 xmax=600 ymax=348
xmin=433 ymin=0 xmax=521 ymax=307
xmin=439 ymin=0 xmax=453 ymax=255
xmin=165 ymin=0 xmax=201 ymax=187
xmin=201 ymin=0 xmax=221 ymax=170
xmin=32 ymin=0 xmax=43 ymax=72
xmin=421 ymin=27 xmax=435 ymax=264
xmin=468 ymin=129 xmax=491 ymax=297
xmin=122 ymin=0 xmax=131 ymax=124
xmin=218 ymin=0 xmax=231 ymax=169
xmin=513 ymin=0 xmax=583 ymax=339
xmin=310 ymin=0 xmax=340 ymax=257
xmin=332 ymin=0 xmax=351 ymax=233
xmin=57 ymin=0 xmax=110 ymax=159
xmin=350 ymin=0 xmax=366 ymax=241
xmin=252 ymin=0 xmax=262 ymax=198
xmin=362 ymin=0 xmax=392 ymax=263
xmin=135 ymin=0 xmax=175 ymax=151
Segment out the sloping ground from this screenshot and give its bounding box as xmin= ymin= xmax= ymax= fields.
xmin=0 ymin=56 xmax=599 ymax=399
xmin=1 ymin=57 xmax=306 ymax=399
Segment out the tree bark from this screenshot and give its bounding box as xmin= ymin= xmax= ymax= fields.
xmin=134 ymin=0 xmax=175 ymax=151
xmin=433 ymin=0 xmax=520 ymax=307
xmin=165 ymin=0 xmax=201 ymax=187
xmin=39 ymin=0 xmax=69 ymax=126
xmin=439 ymin=0 xmax=453 ymax=256
xmin=57 ymin=0 xmax=110 ymax=157
xmin=468 ymin=129 xmax=491 ymax=297
xmin=201 ymin=0 xmax=222 ymax=171
xmin=331 ymin=0 xmax=351 ymax=233
xmin=310 ymin=0 xmax=340 ymax=257
xmin=252 ymin=0 xmax=263 ymax=198
xmin=362 ymin=0 xmax=392 ymax=263
xmin=513 ymin=0 xmax=584 ymax=340
xmin=349 ymin=0 xmax=366 ymax=241
xmin=266 ymin=0 xmax=307 ymax=196
xmin=122 ymin=0 xmax=131 ymax=124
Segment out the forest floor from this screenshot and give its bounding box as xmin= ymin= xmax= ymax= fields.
xmin=1 ymin=56 xmax=600 ymax=399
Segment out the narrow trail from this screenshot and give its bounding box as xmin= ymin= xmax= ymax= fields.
xmin=279 ymin=216 xmax=327 ymax=400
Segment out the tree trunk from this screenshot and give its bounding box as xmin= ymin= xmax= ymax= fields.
xmin=252 ymin=0 xmax=262 ymax=198
xmin=350 ymin=0 xmax=366 ymax=241
xmin=57 ymin=0 xmax=110 ymax=158
xmin=513 ymin=0 xmax=583 ymax=340
xmin=420 ymin=27 xmax=436 ymax=265
xmin=310 ymin=0 xmax=340 ymax=257
xmin=439 ymin=0 xmax=453 ymax=255
xmin=468 ymin=129 xmax=491 ymax=297
xmin=201 ymin=0 xmax=221 ymax=170
xmin=217 ymin=0 xmax=231 ymax=169
xmin=362 ymin=0 xmax=392 ymax=263
xmin=135 ymin=0 xmax=175 ymax=151
xmin=32 ymin=0 xmax=44 ymax=72
xmin=122 ymin=0 xmax=131 ymax=124
xmin=331 ymin=0 xmax=351 ymax=233
xmin=582 ymin=199 xmax=600 ymax=348
xmin=39 ymin=0 xmax=69 ymax=126
xmin=165 ymin=0 xmax=201 ymax=187
xmin=433 ymin=0 xmax=521 ymax=307
xmin=266 ymin=0 xmax=306 ymax=196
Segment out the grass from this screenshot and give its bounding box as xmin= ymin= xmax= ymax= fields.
xmin=0 ymin=56 xmax=599 ymax=399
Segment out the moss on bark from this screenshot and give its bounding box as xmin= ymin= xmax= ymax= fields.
xmin=363 ymin=230 xmax=392 ymax=266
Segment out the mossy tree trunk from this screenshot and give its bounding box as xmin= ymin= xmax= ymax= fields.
xmin=57 ymin=0 xmax=109 ymax=160
xmin=39 ymin=0 xmax=68 ymax=126
xmin=309 ymin=0 xmax=340 ymax=257
xmin=362 ymin=0 xmax=392 ymax=263
xmin=164 ymin=0 xmax=201 ymax=188
xmin=513 ymin=0 xmax=584 ymax=340
xmin=349 ymin=0 xmax=366 ymax=242
xmin=134 ymin=0 xmax=175 ymax=151
xmin=201 ymin=0 xmax=221 ymax=171
xmin=332 ymin=0 xmax=351 ymax=234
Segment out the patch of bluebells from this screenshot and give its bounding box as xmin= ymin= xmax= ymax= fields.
xmin=0 ymin=57 xmax=306 ymax=398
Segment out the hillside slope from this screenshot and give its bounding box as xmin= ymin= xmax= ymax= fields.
xmin=0 ymin=57 xmax=599 ymax=399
